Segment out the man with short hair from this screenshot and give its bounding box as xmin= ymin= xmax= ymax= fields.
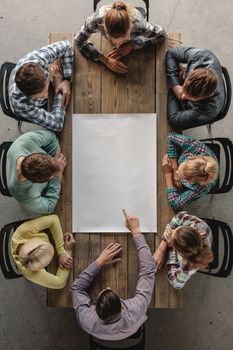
xmin=9 ymin=41 xmax=73 ymax=131
xmin=7 ymin=129 xmax=66 ymax=214
xmin=166 ymin=47 xmax=226 ymax=129
xmin=71 ymin=210 xmax=156 ymax=341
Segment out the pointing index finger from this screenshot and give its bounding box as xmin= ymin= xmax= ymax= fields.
xmin=122 ymin=209 xmax=128 ymax=220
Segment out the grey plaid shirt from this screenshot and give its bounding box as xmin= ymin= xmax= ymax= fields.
xmin=9 ymin=41 xmax=73 ymax=131
xmin=74 ymin=5 xmax=166 ymax=61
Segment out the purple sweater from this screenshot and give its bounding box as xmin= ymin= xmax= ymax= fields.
xmin=70 ymin=234 xmax=156 ymax=340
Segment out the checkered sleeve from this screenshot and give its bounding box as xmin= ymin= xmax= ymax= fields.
xmin=131 ymin=12 xmax=166 ymax=48
xmin=32 ymin=41 xmax=73 ymax=79
xmin=74 ymin=12 xmax=103 ymax=61
xmin=167 ymin=249 xmax=194 ymax=289
xmin=15 ymin=94 xmax=65 ymax=131
xmin=167 ymin=185 xmax=211 ymax=209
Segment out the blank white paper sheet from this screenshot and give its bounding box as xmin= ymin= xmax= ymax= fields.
xmin=72 ymin=114 xmax=157 ymax=233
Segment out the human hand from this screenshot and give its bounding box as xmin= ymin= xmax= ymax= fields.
xmin=172 ymin=85 xmax=183 ymax=100
xmin=96 ymin=242 xmax=123 ymax=266
xmin=59 ymin=251 xmax=73 ymax=268
xmin=173 ymin=170 xmax=182 ymax=189
xmin=54 ymin=153 xmax=67 ymax=178
xmin=55 ymin=80 xmax=71 ymax=108
xmin=107 ymin=42 xmax=134 ymax=60
xmin=122 ymin=209 xmax=141 ymax=236
xmin=179 ymin=64 xmax=186 ymax=84
xmin=100 ymin=55 xmax=128 ymax=74
xmin=153 ymin=241 xmax=168 ymax=269
xmin=64 ymin=232 xmax=75 ymax=251
xmin=162 ymin=154 xmax=173 ymax=176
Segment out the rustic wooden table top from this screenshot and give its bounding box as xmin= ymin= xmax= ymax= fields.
xmin=47 ymin=32 xmax=182 ymax=309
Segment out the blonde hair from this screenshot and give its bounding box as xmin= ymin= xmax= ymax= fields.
xmin=172 ymin=226 xmax=213 ymax=269
xmin=104 ymin=2 xmax=134 ymax=38
xmin=179 ymin=156 xmax=218 ymax=184
xmin=19 ymin=239 xmax=54 ymax=272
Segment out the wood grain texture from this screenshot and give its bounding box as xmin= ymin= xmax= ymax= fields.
xmin=155 ymin=33 xmax=182 ymax=308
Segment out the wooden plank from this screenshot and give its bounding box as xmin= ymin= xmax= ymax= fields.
xmin=47 ymin=33 xmax=74 ymax=308
xmin=155 ymin=33 xmax=182 ymax=308
xmin=127 ymin=46 xmax=155 ymax=113
xmin=74 ymin=34 xmax=102 ymax=301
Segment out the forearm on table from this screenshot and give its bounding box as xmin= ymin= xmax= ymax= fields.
xmin=71 ymin=261 xmax=102 ymax=293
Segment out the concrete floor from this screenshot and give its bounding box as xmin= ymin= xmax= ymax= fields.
xmin=0 ymin=0 xmax=233 ymax=349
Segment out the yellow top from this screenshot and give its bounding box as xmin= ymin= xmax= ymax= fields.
xmin=11 ymin=214 xmax=72 ymax=289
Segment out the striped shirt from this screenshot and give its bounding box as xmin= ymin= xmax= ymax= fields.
xmin=9 ymin=41 xmax=73 ymax=131
xmin=166 ymin=132 xmax=218 ymax=208
xmin=162 ymin=211 xmax=212 ymax=289
xmin=74 ymin=5 xmax=166 ymax=61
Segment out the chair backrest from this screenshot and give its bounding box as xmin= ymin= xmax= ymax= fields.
xmin=0 ymin=220 xmax=25 ymax=279
xmin=0 ymin=62 xmax=20 ymax=120
xmin=211 ymin=66 xmax=232 ymax=123
xmin=0 ymin=141 xmax=13 ymax=197
xmin=203 ymin=138 xmax=233 ymax=194
xmin=89 ymin=324 xmax=145 ymax=350
xmin=198 ymin=218 xmax=233 ymax=277
xmin=93 ymin=0 xmax=149 ymax=20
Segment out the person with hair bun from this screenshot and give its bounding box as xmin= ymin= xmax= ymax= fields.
xmin=166 ymin=47 xmax=226 ymax=129
xmin=75 ymin=1 xmax=166 ymax=73
xmin=154 ymin=211 xmax=213 ymax=289
xmin=11 ymin=215 xmax=74 ymax=289
xmin=163 ymin=132 xmax=219 ymax=208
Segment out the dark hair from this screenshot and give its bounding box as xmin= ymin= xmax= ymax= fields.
xmin=15 ymin=63 xmax=47 ymax=97
xmin=21 ymin=153 xmax=60 ymax=183
xmin=104 ymin=1 xmax=131 ymax=38
xmin=183 ymin=68 xmax=217 ymax=99
xmin=96 ymin=289 xmax=121 ymax=321
xmin=172 ymin=226 xmax=213 ymax=269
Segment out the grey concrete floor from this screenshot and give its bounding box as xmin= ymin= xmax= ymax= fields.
xmin=0 ymin=0 xmax=233 ymax=349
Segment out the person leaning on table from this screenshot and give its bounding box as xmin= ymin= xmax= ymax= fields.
xmin=166 ymin=46 xmax=225 ymax=129
xmin=162 ymin=132 xmax=219 ymax=209
xmin=6 ymin=129 xmax=66 ymax=214
xmin=9 ymin=41 xmax=73 ymax=131
xmin=11 ymin=215 xmax=74 ymax=289
xmin=74 ymin=1 xmax=166 ymax=74
xmin=70 ymin=209 xmax=156 ymax=341
xmin=154 ymin=211 xmax=213 ymax=289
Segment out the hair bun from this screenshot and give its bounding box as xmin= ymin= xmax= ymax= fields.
xmin=112 ymin=1 xmax=127 ymax=11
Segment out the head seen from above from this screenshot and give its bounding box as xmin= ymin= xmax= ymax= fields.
xmin=15 ymin=62 xmax=48 ymax=98
xmin=104 ymin=1 xmax=132 ymax=45
xmin=19 ymin=238 xmax=54 ymax=272
xmin=96 ymin=288 xmax=122 ymax=321
xmin=182 ymin=68 xmax=218 ymax=101
xmin=170 ymin=226 xmax=213 ymax=269
xmin=21 ymin=153 xmax=60 ymax=183
xmin=178 ymin=156 xmax=218 ymax=185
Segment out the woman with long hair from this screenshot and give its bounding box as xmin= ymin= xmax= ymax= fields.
xmin=11 ymin=214 xmax=74 ymax=288
xmin=163 ymin=132 xmax=219 ymax=208
xmin=75 ymin=1 xmax=166 ymax=73
xmin=154 ymin=211 xmax=213 ymax=289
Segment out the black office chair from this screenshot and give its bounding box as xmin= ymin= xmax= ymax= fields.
xmin=0 ymin=141 xmax=13 ymax=197
xmin=93 ymin=0 xmax=149 ymax=20
xmin=202 ymin=137 xmax=233 ymax=194
xmin=207 ymin=66 xmax=232 ymax=132
xmin=0 ymin=62 xmax=33 ymax=130
xmin=89 ymin=324 xmax=145 ymax=350
xmin=198 ymin=218 xmax=233 ymax=277
xmin=0 ymin=220 xmax=24 ymax=279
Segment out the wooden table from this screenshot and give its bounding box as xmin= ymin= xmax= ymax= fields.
xmin=47 ymin=32 xmax=182 ymax=308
